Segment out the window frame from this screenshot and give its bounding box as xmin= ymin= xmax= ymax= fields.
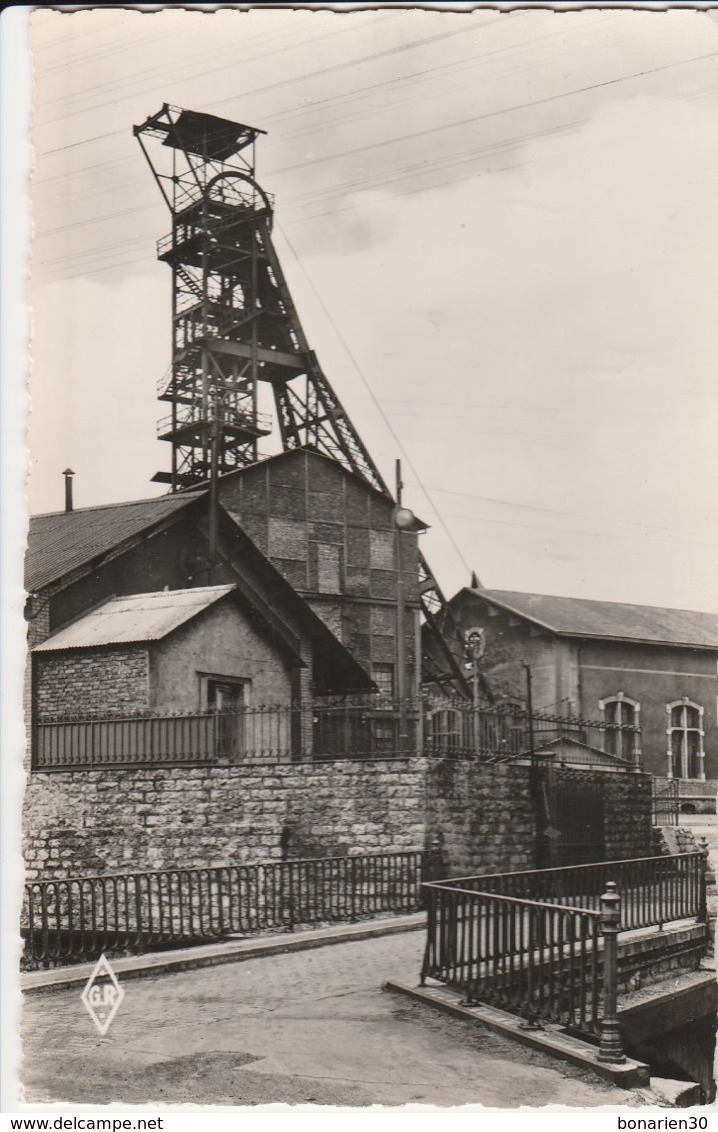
xmin=198 ymin=673 xmax=251 ymax=759
xmin=598 ymin=692 xmax=641 ymax=762
xmin=371 ymin=662 xmax=395 ymax=699
xmin=666 ymin=697 xmax=705 ymax=781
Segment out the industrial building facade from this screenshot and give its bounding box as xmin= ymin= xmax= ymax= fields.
xmin=441 ymin=586 xmax=718 ymax=784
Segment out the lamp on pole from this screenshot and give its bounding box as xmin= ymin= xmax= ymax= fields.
xmin=394 ymin=460 xmax=416 ymax=747
xmin=463 ymin=628 xmax=485 ymax=752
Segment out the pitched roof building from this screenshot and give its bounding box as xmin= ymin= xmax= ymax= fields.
xmin=436 ymin=586 xmax=718 ymax=785
xmin=474 ymin=590 xmax=718 ymax=651
xmin=25 ymin=469 xmax=384 ymax=722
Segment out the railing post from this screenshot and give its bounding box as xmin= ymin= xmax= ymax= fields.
xmin=598 ymin=880 xmax=625 ymax=1064
xmin=698 ymin=837 xmax=710 ymax=925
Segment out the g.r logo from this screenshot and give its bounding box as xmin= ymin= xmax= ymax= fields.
xmin=81 ymin=954 xmax=125 ymax=1035
xmin=88 ymin=984 xmax=118 ymax=1007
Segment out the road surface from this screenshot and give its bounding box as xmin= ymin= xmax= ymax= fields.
xmin=22 ymin=929 xmax=649 ymax=1109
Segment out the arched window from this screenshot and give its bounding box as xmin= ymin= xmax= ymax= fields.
xmin=599 ymin=693 xmax=640 ymax=761
xmin=667 ymin=699 xmax=704 ymax=780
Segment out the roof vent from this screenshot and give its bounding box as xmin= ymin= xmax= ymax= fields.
xmin=63 ymin=468 xmax=75 ymax=513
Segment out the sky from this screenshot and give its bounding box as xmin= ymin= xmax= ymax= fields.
xmin=23 ymin=5 xmax=718 ymax=612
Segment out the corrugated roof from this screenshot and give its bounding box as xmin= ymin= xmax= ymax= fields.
xmin=34 ymin=585 xmax=236 ymax=652
xmin=473 ymin=589 xmax=718 ymax=649
xmin=25 ymin=494 xmax=200 ymax=593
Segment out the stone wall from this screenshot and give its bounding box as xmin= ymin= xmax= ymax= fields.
xmin=423 ymin=763 xmax=653 ymax=878
xmin=583 ymin=768 xmax=654 ymax=861
xmin=424 ymin=760 xmax=536 ymax=877
xmin=23 ymin=758 xmax=428 ymax=879
xmin=23 ymin=757 xmax=657 ymax=883
xmin=34 ymin=646 xmax=150 ymax=720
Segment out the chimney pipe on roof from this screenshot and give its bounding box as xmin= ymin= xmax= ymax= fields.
xmin=63 ymin=468 xmax=75 ymax=513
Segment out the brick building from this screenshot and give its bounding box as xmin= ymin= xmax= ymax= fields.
xmin=215 ymin=448 xmax=424 ymax=700
xmin=25 ymin=465 xmax=386 ymax=721
xmin=439 ymin=585 xmax=718 ymax=784
xmin=22 ymin=460 xmax=658 ymax=878
xmin=25 ymin=448 xmax=426 ymax=761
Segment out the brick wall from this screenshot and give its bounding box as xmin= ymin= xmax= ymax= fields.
xmin=578 ymin=639 xmax=717 ymax=779
xmin=218 ymin=450 xmax=421 ymax=695
xmin=430 ymin=594 xmax=562 ymax=712
xmin=24 ymin=596 xmax=52 ymax=771
xmin=34 ymin=646 xmax=149 ymax=720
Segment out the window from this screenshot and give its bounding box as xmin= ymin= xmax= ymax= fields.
xmin=667 ymin=699 xmax=704 ymax=780
xmin=206 ymin=678 xmax=247 ymax=712
xmin=372 ymin=663 xmax=395 ymax=698
xmin=204 ymin=676 xmax=248 ymax=757
xmin=599 ymin=693 xmax=639 ymax=761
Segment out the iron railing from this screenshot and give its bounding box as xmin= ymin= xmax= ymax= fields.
xmin=22 ymin=849 xmax=424 ymax=970
xmin=420 ymin=852 xmax=707 ymax=1043
xmin=156 ymin=406 xmax=272 ymax=438
xmin=425 ymin=701 xmax=640 ymax=767
xmin=436 ymin=853 xmax=705 ymax=932
xmin=33 ymin=696 xmax=639 ymax=771
xmin=422 ymin=884 xmax=603 ymax=1035
xmin=33 ymin=699 xmax=421 ymax=770
xmin=652 ymin=778 xmax=680 ymax=826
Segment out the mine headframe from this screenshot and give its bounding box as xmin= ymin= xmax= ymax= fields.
xmin=134 ymin=103 xmax=381 ymax=493
xmin=134 ymin=104 xmax=470 ymax=696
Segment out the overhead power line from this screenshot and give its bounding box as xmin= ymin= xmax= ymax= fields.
xmin=427 ymin=485 xmax=717 ymax=542
xmin=442 ymin=510 xmax=718 ymax=550
xmin=276 ymin=220 xmax=473 ymax=577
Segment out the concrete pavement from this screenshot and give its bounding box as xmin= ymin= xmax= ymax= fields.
xmin=21 ymin=929 xmax=651 ymax=1109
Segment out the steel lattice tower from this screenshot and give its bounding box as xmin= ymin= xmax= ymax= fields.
xmin=135 ymin=104 xmax=469 ymax=695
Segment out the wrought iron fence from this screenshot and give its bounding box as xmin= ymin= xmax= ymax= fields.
xmin=420 ymin=851 xmax=707 ymax=1042
xmin=422 ymin=883 xmax=603 ymax=1035
xmin=652 ymin=778 xmax=680 ymax=826
xmin=22 ymin=849 xmax=424 ymax=970
xmin=424 ymin=701 xmax=640 ymax=767
xmin=437 ymin=853 xmax=705 ymax=932
xmin=33 ymin=698 xmax=422 ymax=770
xmin=33 ymin=696 xmax=639 ymax=771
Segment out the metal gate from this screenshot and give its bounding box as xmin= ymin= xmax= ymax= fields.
xmin=651 ymin=777 xmax=679 ymax=826
xmin=552 ymin=774 xmax=605 ymax=865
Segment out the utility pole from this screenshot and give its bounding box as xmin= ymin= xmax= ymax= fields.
xmin=526 ymin=662 xmax=554 ymax=869
xmin=395 ymin=460 xmax=408 ymax=746
xmin=524 ymin=663 xmax=535 ymax=756
xmin=464 ymin=629 xmax=484 ymax=752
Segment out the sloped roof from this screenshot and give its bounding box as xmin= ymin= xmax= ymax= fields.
xmin=465 ymin=589 xmax=718 ymax=650
xmin=34 ymin=585 xmax=235 ymax=652
xmin=25 ymin=494 xmax=199 ymax=593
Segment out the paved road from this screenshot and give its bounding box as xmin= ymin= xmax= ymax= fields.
xmin=21 ymin=930 xmax=648 ymax=1109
